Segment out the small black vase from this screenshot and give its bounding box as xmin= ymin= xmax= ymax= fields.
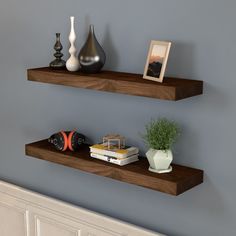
xmin=79 ymin=25 xmax=106 ymax=73
xmin=49 ymin=33 xmax=66 ymax=68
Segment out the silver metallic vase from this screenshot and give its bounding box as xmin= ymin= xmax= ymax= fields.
xmin=79 ymin=25 xmax=106 ymax=73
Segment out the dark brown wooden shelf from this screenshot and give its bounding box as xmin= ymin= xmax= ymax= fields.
xmin=25 ymin=140 xmax=204 ymax=196
xmin=27 ymin=67 xmax=203 ymax=101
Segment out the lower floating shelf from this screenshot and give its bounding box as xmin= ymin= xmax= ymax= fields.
xmin=25 ymin=140 xmax=204 ymax=196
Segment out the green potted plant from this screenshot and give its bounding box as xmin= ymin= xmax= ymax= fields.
xmin=142 ymin=118 xmax=180 ymax=173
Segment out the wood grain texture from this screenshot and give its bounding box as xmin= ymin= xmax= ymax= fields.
xmin=25 ymin=140 xmax=204 ymax=196
xmin=27 ymin=67 xmax=203 ymax=101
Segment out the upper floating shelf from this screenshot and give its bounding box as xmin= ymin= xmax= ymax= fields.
xmin=27 ymin=67 xmax=203 ymax=101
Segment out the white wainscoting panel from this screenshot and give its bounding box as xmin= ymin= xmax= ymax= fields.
xmin=0 ymin=180 xmax=165 ymax=236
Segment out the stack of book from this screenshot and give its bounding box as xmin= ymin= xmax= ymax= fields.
xmin=89 ymin=143 xmax=139 ymax=166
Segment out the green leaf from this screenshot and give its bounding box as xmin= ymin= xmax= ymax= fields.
xmin=142 ymin=118 xmax=180 ymax=150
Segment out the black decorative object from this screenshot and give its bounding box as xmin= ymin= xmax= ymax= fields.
xmin=78 ymin=25 xmax=106 ymax=73
xmin=48 ymin=131 xmax=86 ymax=152
xmin=49 ymin=33 xmax=66 ymax=68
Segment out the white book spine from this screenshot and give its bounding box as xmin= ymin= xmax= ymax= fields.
xmin=90 ymin=153 xmax=139 ymax=166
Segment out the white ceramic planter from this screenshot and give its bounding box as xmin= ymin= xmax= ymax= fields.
xmin=146 ymin=148 xmax=173 ymax=173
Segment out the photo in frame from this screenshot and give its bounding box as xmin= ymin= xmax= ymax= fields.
xmin=143 ymin=40 xmax=171 ymax=83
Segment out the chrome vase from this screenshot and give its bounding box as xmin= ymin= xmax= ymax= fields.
xmin=79 ymin=25 xmax=106 ymax=73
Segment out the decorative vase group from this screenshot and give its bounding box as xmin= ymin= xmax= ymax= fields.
xmin=64 ymin=16 xmax=106 ymax=73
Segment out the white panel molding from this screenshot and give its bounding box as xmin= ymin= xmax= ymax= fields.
xmin=0 ymin=198 xmax=29 ymax=236
xmin=0 ymin=180 xmax=165 ymax=236
xmin=34 ymin=215 xmax=79 ymax=236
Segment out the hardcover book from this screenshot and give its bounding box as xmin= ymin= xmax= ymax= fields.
xmin=90 ymin=143 xmax=139 ymax=159
xmin=90 ymin=153 xmax=139 ymax=166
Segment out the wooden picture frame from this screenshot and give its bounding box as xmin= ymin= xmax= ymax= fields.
xmin=143 ymin=40 xmax=171 ymax=83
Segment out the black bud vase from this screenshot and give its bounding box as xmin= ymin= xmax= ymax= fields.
xmin=49 ymin=33 xmax=66 ymax=68
xmin=79 ymin=25 xmax=106 ymax=73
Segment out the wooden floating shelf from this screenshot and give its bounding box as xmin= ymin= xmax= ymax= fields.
xmin=25 ymin=140 xmax=204 ymax=196
xmin=27 ymin=67 xmax=203 ymax=101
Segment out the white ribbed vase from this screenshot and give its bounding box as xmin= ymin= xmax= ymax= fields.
xmin=146 ymin=148 xmax=173 ymax=174
xmin=66 ymin=16 xmax=80 ymax=72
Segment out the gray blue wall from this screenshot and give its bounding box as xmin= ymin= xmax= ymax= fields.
xmin=0 ymin=0 xmax=235 ymax=235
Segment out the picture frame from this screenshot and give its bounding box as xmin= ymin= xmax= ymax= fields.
xmin=143 ymin=40 xmax=171 ymax=83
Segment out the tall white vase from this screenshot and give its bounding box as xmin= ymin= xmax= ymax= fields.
xmin=66 ymin=16 xmax=80 ymax=72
